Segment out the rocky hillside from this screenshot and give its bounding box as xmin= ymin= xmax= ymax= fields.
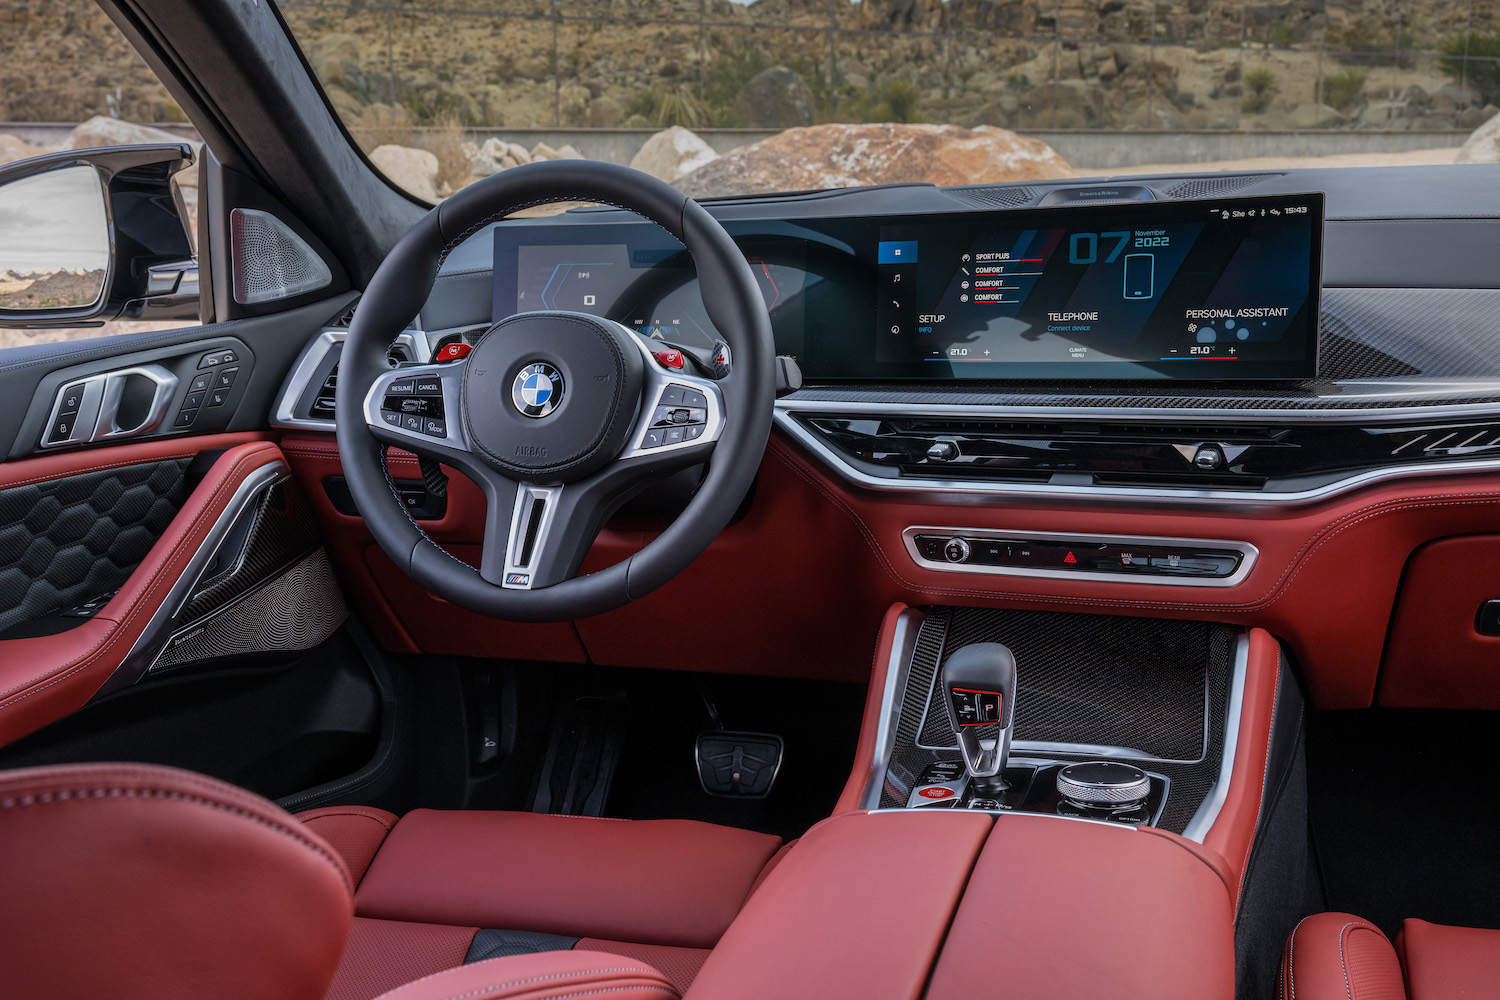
xmin=5 ymin=0 xmax=1496 ymax=138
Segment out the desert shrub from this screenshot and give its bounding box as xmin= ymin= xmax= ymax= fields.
xmin=421 ymin=114 xmax=472 ymax=195
xmin=1241 ymin=66 xmax=1277 ymax=113
xmin=1322 ymin=68 xmax=1366 ymax=111
xmin=655 ymin=85 xmax=707 ymax=128
xmin=348 ymin=103 xmax=413 ymax=152
xmin=1439 ymin=31 xmax=1500 ymax=106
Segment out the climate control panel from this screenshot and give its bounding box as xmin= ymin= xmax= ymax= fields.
xmin=902 ymin=526 xmax=1256 ymax=587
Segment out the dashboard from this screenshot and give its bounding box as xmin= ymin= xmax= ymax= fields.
xmin=492 ymin=194 xmax=1323 ymax=381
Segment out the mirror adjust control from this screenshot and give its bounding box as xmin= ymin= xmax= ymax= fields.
xmin=943 ymin=537 xmax=971 ymax=563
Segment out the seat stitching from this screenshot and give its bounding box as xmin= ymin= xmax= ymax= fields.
xmin=1337 ymin=920 xmax=1359 ymax=1000
xmin=377 ymin=966 xmax=658 ymax=999
xmin=0 ymin=785 xmax=351 ymax=891
xmin=429 ymin=986 xmax=676 ymax=1000
xmin=1286 ymin=913 xmax=1315 ymax=1000
xmin=302 ymin=808 xmax=395 ymax=831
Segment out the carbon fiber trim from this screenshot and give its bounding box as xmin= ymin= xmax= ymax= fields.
xmin=0 ymin=459 xmax=191 ymax=634
xmin=882 ymin=608 xmax=1233 ymax=834
xmin=149 ymin=548 xmax=349 ymax=673
xmin=177 ymin=479 xmax=321 ymax=624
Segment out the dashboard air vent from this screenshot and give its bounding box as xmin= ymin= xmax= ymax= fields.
xmin=945 ymin=185 xmax=1039 ymax=209
xmin=309 ymin=369 xmax=337 ymax=420
xmin=333 ymin=303 xmax=357 ymax=327
xmin=1160 ymin=174 xmax=1279 ymax=200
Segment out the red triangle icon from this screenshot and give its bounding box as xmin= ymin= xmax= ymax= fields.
xmin=1063 ymin=551 xmax=1077 ymax=564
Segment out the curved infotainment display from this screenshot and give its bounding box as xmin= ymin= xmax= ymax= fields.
xmin=492 ymin=193 xmax=1323 ymax=381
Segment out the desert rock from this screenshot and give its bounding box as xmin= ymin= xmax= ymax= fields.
xmin=629 ymin=127 xmax=718 ymax=182
xmin=370 ymin=144 xmax=440 ymax=201
xmin=1457 ymin=109 xmax=1500 ymax=163
xmin=65 ymin=115 xmax=196 ymax=154
xmin=732 ymin=67 xmax=817 ymax=129
xmin=676 ymin=123 xmax=1072 ymax=198
xmin=0 ymin=135 xmax=44 ymax=166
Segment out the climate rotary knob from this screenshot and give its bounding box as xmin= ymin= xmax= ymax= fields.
xmin=1056 ymin=761 xmax=1151 ymax=808
xmin=943 ymin=537 xmax=972 ymax=563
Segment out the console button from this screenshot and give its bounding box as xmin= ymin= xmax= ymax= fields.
xmin=943 ymin=537 xmax=972 ymax=563
xmin=1477 ymin=599 xmax=1500 ymax=636
xmin=914 ymin=535 xmax=946 ymax=560
xmin=1146 ymin=550 xmax=1238 ymax=576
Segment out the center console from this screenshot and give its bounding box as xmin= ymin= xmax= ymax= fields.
xmin=862 ymin=605 xmax=1244 ymax=839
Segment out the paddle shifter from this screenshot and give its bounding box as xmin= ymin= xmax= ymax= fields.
xmin=942 ymin=643 xmax=1018 ymax=799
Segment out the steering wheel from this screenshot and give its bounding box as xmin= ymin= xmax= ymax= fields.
xmin=335 ymin=161 xmax=775 ymax=622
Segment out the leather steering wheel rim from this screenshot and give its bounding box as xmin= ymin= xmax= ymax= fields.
xmin=335 ymin=160 xmax=775 ymax=622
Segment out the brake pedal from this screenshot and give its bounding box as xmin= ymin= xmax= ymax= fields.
xmin=695 ymin=731 xmax=783 ymax=799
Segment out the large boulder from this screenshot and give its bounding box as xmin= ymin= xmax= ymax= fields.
xmin=1457 ymin=109 xmax=1500 ymax=163
xmin=676 ymin=123 xmax=1072 ymax=198
xmin=1288 ymin=102 xmax=1347 ymax=129
xmin=629 ymin=126 xmax=718 ymax=182
xmin=64 ymin=116 xmax=197 ymax=153
xmin=370 ymin=144 xmax=440 ymax=201
xmin=0 ymin=134 xmax=44 ymax=166
xmin=732 ymin=67 xmax=817 ymax=128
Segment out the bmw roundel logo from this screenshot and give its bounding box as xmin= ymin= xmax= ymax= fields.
xmin=511 ymin=362 xmax=564 ymax=418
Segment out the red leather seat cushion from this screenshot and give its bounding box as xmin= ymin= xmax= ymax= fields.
xmin=1400 ymin=917 xmax=1500 ymax=1000
xmin=926 ymin=814 xmax=1236 ymax=1000
xmin=299 ymin=806 xmax=399 ymax=888
xmin=0 ymin=763 xmax=353 ymax=1000
xmin=324 ymin=917 xmax=480 ymax=1000
xmin=355 ymin=809 xmax=782 ymax=949
xmin=1280 ymin=912 xmax=1406 ymax=1000
xmin=368 ymin=950 xmax=679 ymax=1000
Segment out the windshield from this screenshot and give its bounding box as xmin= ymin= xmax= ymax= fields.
xmin=273 ymin=1 xmax=1497 ymax=203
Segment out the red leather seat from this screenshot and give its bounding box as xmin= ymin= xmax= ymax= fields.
xmin=0 ymin=762 xmax=779 ymax=1000
xmin=298 ymin=805 xmax=784 ymax=1000
xmin=1280 ymin=911 xmax=1500 ymax=1000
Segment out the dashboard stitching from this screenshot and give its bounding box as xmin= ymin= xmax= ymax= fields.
xmin=0 ymin=452 xmax=201 ymax=490
xmin=769 ymin=435 xmax=1500 ymax=612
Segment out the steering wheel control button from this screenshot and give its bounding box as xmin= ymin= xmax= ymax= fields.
xmin=684 ymin=425 xmax=704 ymax=440
xmin=435 ymin=342 xmax=471 ymax=362
xmin=381 ymin=410 xmax=401 ymax=426
xmin=653 ymin=348 xmax=685 ymax=369
xmin=943 ymin=537 xmax=972 ymax=563
xmin=660 ymin=384 xmax=685 ymax=405
xmin=424 ymin=418 xmax=446 ymax=437
xmin=512 ymin=361 xmax=564 ymax=419
xmin=387 ymin=378 xmax=415 ymax=395
xmin=682 ymin=388 xmax=708 ymax=409
xmin=414 ymin=375 xmax=443 ymax=395
xmin=664 ymin=427 xmax=685 ymax=445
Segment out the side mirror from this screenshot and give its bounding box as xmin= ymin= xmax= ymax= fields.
xmin=0 ymin=143 xmax=197 ymax=328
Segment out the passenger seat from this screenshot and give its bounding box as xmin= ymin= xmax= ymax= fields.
xmin=298 ymin=806 xmax=786 ymax=1000
xmin=1280 ymin=911 xmax=1500 ymax=1000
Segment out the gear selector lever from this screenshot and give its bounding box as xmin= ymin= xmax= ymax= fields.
xmin=941 ymin=643 xmax=1018 ymax=797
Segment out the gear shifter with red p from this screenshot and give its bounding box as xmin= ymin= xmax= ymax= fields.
xmin=942 ymin=643 xmax=1018 ymax=800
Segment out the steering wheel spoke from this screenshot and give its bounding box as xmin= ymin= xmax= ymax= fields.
xmin=615 ymin=329 xmax=727 ymax=466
